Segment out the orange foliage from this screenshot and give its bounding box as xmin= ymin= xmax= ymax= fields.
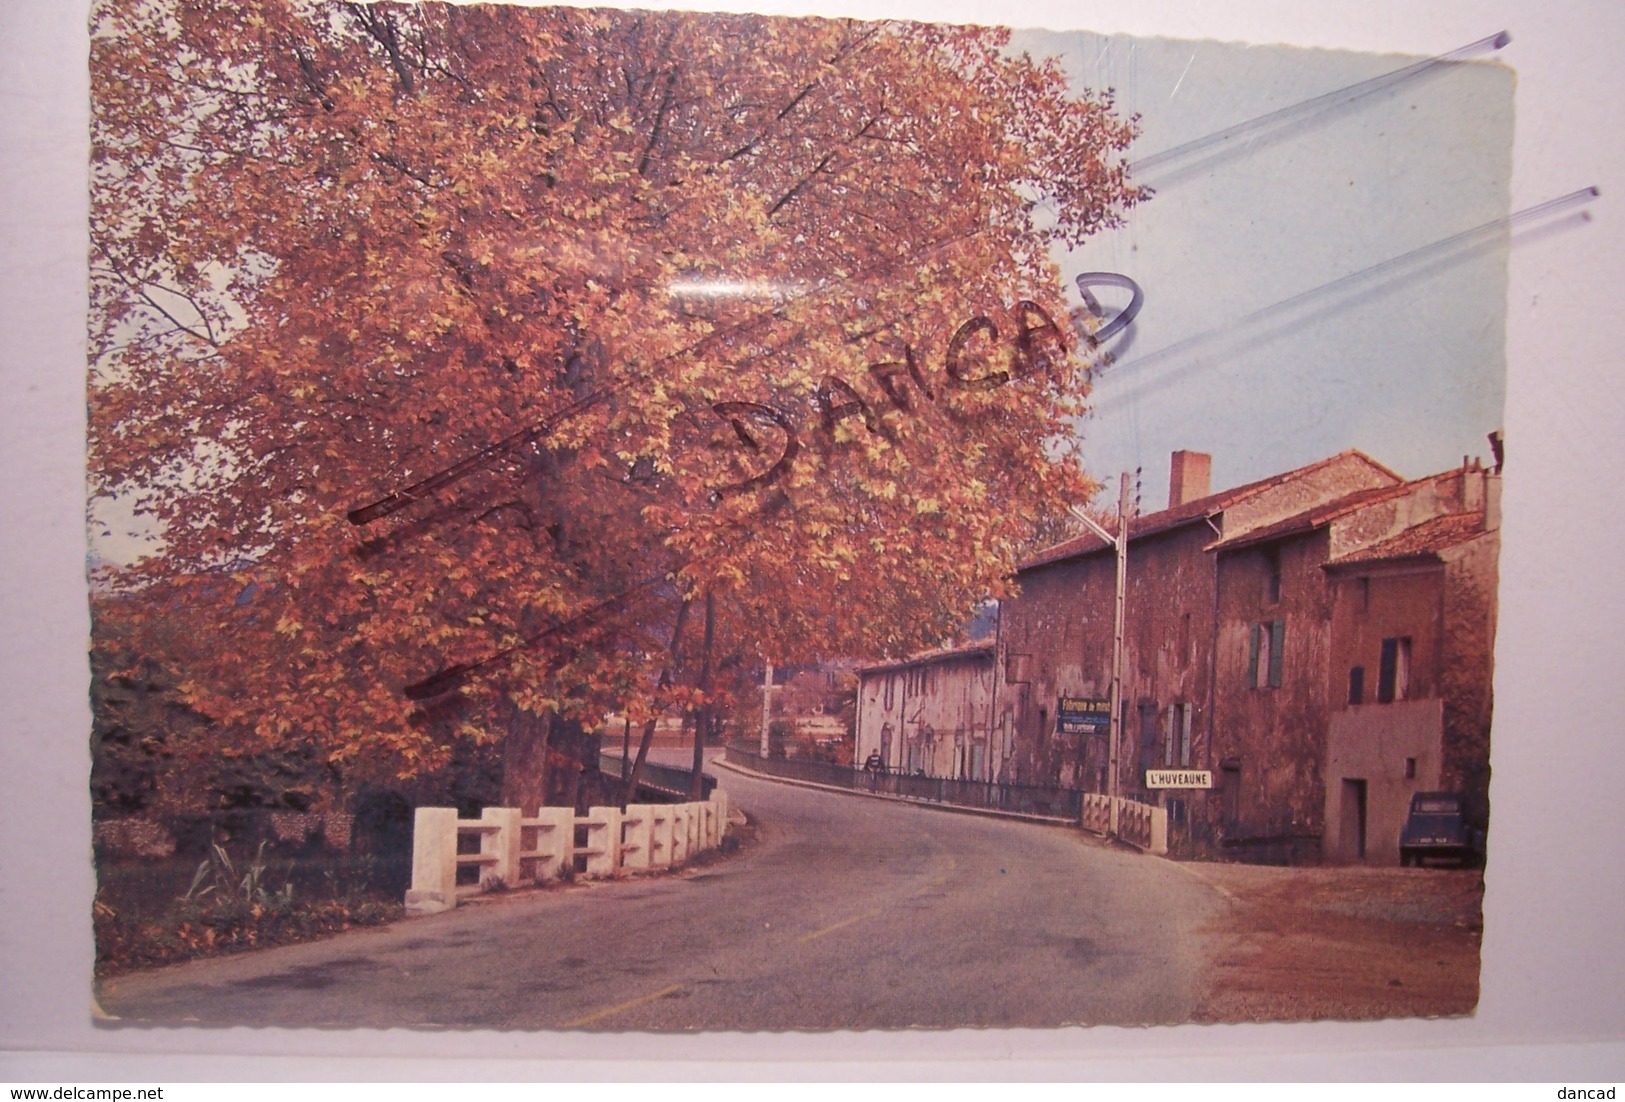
xmin=88 ymin=0 xmax=1144 ymax=785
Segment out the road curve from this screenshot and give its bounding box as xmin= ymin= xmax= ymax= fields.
xmin=97 ymin=756 xmax=1223 ymax=1031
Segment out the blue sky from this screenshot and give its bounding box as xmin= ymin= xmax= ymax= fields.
xmin=87 ymin=26 xmax=1517 ymax=565
xmin=1012 ymin=29 xmax=1514 ymax=511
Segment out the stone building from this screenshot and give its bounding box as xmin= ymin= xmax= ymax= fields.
xmin=997 ymin=450 xmax=1401 ymax=795
xmin=1319 ymin=501 xmax=1499 ymax=862
xmin=854 ymin=643 xmax=995 ymax=778
xmin=995 ymin=448 xmax=1499 ymax=863
xmin=1204 ymin=460 xmax=1499 ymax=861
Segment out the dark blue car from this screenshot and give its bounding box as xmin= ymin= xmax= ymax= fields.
xmin=1400 ymin=791 xmax=1480 ymax=868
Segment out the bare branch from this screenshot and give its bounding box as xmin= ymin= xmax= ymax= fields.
xmin=344 ymin=2 xmax=417 ymax=95
xmin=766 ymin=151 xmax=835 ymax=218
xmin=95 ymin=243 xmax=221 ymax=348
xmin=637 ymin=69 xmax=677 ymax=178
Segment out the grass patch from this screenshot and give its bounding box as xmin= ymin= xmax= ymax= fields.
xmin=94 ymin=843 xmax=409 ymax=976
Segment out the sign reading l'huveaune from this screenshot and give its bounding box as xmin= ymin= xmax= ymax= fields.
xmin=1145 ymin=769 xmax=1213 ymax=789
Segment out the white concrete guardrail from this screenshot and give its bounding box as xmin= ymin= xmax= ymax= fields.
xmin=1081 ymin=793 xmax=1169 ymax=855
xmin=405 ymin=789 xmax=729 ymax=916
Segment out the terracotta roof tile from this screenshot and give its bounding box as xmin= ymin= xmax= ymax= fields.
xmin=1319 ymin=510 xmax=1488 ymax=568
xmin=1018 ymin=449 xmax=1400 ymax=573
xmin=1325 ymin=511 xmax=1488 ymax=567
xmin=1205 ymin=480 xmax=1427 ymax=552
xmin=857 ymin=642 xmax=994 ymax=675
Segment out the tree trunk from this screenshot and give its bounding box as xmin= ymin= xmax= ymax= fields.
xmin=622 ymin=596 xmax=692 ymax=809
xmin=623 ymin=715 xmax=660 ymax=812
xmin=500 ymin=706 xmax=606 ymax=813
xmin=690 ymin=590 xmax=715 ymax=800
xmin=536 ymin=715 xmax=599 ymax=812
xmin=499 ymin=706 xmax=552 ymax=815
xmin=619 ymin=715 xmax=631 ymax=782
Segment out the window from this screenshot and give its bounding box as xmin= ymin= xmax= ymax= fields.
xmin=883 ymin=674 xmax=895 ymax=710
xmin=1179 ymin=612 xmax=1193 ymax=667
xmin=1166 ymin=702 xmax=1194 ymax=768
xmin=1220 ymin=761 xmax=1242 ymax=825
xmin=1139 ymin=702 xmax=1159 ymax=775
xmin=1348 ymin=665 xmax=1365 ymax=705
xmin=1264 ymin=546 xmax=1282 ymax=603
xmin=1378 ymin=636 xmax=1411 ymax=703
xmin=1248 ymin=620 xmax=1285 ymax=688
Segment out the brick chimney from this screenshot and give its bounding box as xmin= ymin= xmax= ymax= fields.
xmin=1168 ymin=450 xmax=1212 ymax=508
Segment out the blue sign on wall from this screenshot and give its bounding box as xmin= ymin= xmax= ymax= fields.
xmin=1057 ymin=696 xmax=1111 ymax=735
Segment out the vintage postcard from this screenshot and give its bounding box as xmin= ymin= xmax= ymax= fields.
xmin=87 ymin=0 xmax=1515 ymax=1030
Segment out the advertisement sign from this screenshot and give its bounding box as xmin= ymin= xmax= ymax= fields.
xmin=1058 ymin=696 xmax=1111 ymax=735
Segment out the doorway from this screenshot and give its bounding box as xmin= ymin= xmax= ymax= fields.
xmin=1340 ymin=778 xmax=1368 ymax=861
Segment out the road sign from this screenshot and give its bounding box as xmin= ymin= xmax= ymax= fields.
xmin=1146 ymin=769 xmax=1212 ymax=789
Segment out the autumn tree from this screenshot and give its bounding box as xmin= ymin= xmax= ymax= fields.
xmin=88 ymin=0 xmax=1145 ymax=809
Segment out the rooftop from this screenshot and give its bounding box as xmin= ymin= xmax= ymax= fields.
xmin=1018 ymin=449 xmax=1401 ymax=573
xmin=857 ymin=641 xmax=994 ymax=676
xmin=1326 ymin=511 xmax=1489 ymax=567
xmin=1206 ymin=479 xmax=1433 ymax=553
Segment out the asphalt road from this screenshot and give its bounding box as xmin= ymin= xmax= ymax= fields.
xmin=96 ymin=754 xmax=1223 ymax=1031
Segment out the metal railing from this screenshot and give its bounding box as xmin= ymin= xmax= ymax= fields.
xmin=600 ymin=754 xmax=717 ymax=801
xmin=723 ymin=743 xmax=1084 ymax=820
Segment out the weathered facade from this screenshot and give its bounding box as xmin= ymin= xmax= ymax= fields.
xmin=854 ymin=644 xmax=995 ymax=778
xmin=996 ymin=449 xmax=1500 ymax=863
xmin=997 ymin=451 xmax=1402 ymax=830
xmin=1318 ymin=504 xmax=1499 ymax=862
xmin=1207 ymin=462 xmax=1498 ymax=862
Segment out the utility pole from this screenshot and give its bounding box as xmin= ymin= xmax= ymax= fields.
xmin=1108 ymin=473 xmax=1130 ymax=836
xmin=759 ymin=658 xmax=774 ymax=757
xmin=1071 ymin=471 xmax=1132 ymax=837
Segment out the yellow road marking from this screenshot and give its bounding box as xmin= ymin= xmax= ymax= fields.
xmin=561 ymin=983 xmax=684 ymax=1028
xmin=566 ymin=854 xmax=960 ymax=1020
xmin=799 ymin=909 xmax=882 ymax=943
xmin=801 ymin=854 xmax=960 ymax=942
xmin=916 ymin=853 xmax=959 ymax=892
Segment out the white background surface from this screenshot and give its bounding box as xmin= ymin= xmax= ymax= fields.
xmin=4 ymin=0 xmax=1623 ymax=1081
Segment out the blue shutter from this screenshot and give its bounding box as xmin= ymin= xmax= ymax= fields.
xmin=1378 ymin=638 xmax=1398 ymax=702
